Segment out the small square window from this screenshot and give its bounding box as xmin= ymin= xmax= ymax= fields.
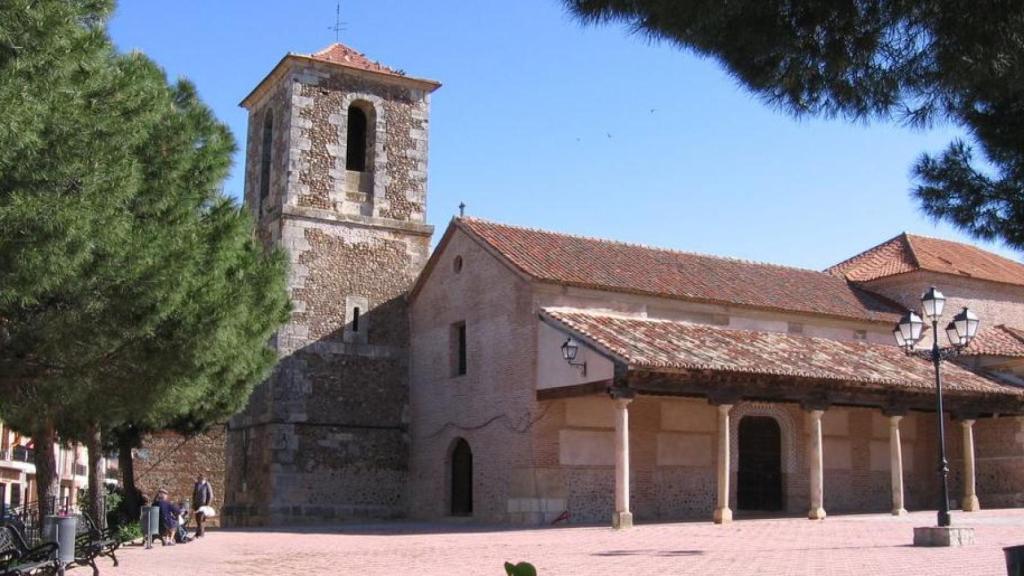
xmin=787 ymin=322 xmax=804 ymax=335
xmin=854 ymin=329 xmax=867 ymax=341
xmin=451 ymin=322 xmax=467 ymax=377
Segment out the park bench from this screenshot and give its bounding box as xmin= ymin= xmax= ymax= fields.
xmin=72 ymin=513 xmax=119 ymax=576
xmin=0 ymin=524 xmax=58 ymax=576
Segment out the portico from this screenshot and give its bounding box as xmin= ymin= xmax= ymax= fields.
xmin=538 ymin=308 xmax=1023 ymax=527
xmin=407 ymin=218 xmax=1024 ymax=528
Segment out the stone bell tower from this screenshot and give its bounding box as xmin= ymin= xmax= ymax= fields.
xmin=224 ymin=43 xmax=440 ymax=526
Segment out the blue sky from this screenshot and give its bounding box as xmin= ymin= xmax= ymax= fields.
xmin=108 ymin=0 xmax=1019 ymax=270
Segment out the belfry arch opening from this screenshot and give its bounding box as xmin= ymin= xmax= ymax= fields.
xmin=259 ymin=109 xmax=273 ymax=213
xmin=450 ymin=438 xmax=473 ymax=516
xmin=737 ymin=416 xmax=783 ymax=512
xmin=346 ymin=103 xmax=372 ymax=172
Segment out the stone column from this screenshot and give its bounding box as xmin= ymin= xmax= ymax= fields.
xmin=889 ymin=415 xmax=907 ymax=516
xmin=612 ymin=394 xmax=634 ymax=529
xmin=713 ymin=404 xmax=733 ymax=524
xmin=961 ymin=419 xmax=980 ymax=512
xmin=808 ymin=409 xmax=826 ymax=520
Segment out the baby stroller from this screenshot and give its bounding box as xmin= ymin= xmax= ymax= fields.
xmin=174 ymin=507 xmax=193 ymax=544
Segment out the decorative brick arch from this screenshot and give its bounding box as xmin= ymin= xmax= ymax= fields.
xmin=728 ymin=402 xmax=800 ymax=475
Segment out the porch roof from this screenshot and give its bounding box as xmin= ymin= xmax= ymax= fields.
xmin=541 ymin=308 xmax=1024 ymax=403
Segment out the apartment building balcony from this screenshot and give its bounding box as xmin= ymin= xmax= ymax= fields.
xmin=0 ymin=446 xmax=36 ymax=474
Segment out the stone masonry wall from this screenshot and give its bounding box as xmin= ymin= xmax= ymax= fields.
xmin=225 ymin=58 xmax=434 ymax=526
xmin=288 ymin=62 xmax=430 ymax=223
xmin=135 ymin=428 xmax=226 ymax=528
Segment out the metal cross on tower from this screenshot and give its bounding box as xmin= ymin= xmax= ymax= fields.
xmin=328 ymin=2 xmax=346 ymax=42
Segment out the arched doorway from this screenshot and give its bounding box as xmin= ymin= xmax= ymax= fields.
xmin=450 ymin=438 xmax=473 ymax=516
xmin=737 ymin=416 xmax=783 ymax=511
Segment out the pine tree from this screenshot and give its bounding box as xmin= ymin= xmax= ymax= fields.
xmin=0 ymin=0 xmax=290 ymax=524
xmin=564 ymin=0 xmax=1024 ymax=250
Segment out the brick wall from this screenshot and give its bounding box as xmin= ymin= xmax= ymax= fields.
xmin=135 ymin=428 xmax=226 ymax=527
xmin=408 ymin=229 xmax=538 ymax=522
xmin=863 ymin=271 xmax=1024 ymax=330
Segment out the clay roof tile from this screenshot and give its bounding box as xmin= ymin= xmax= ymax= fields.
xmin=458 ymin=218 xmax=904 ymax=324
xmin=828 ymin=233 xmax=1024 ymax=286
xmin=543 ymin=308 xmax=1022 ymax=398
xmin=307 ymin=43 xmax=404 ymax=77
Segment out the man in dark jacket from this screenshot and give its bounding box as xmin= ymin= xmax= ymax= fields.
xmin=192 ymin=473 xmax=214 ymax=537
xmin=154 ymin=489 xmax=180 ymax=546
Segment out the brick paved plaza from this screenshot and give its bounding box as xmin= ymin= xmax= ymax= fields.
xmin=105 ymin=509 xmax=1024 ymax=576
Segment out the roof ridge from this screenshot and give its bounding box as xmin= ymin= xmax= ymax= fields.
xmin=458 ymin=217 xmax=833 ymax=276
xmin=901 ymin=232 xmax=923 ymax=269
xmin=824 ymin=232 xmax=908 ymax=275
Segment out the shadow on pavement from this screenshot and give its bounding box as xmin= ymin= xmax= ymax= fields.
xmin=593 ymin=549 xmax=704 ymax=557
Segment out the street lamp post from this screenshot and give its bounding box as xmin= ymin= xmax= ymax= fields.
xmin=893 ymin=287 xmax=979 ymax=528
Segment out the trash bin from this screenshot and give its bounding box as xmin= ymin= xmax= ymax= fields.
xmin=141 ymin=505 xmax=160 ymax=537
xmin=42 ymin=515 xmax=77 ymax=565
xmin=140 ymin=505 xmax=161 ymax=549
xmin=1005 ymin=545 xmax=1024 ymax=576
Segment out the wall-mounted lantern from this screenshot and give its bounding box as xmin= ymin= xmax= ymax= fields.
xmin=561 ymin=337 xmax=587 ymax=377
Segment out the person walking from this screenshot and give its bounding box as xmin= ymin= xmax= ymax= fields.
xmin=192 ymin=473 xmax=214 ymax=537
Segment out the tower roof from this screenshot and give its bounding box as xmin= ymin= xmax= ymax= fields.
xmin=827 ymin=233 xmax=1024 ymax=286
xmin=307 ymin=43 xmax=403 ymax=77
xmin=241 ymin=42 xmax=440 ymax=108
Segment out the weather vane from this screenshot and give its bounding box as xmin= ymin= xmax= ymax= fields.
xmin=328 ymin=2 xmax=346 ymax=42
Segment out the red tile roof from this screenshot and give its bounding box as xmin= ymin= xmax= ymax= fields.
xmin=458 ymin=218 xmax=904 ymax=324
xmin=241 ymin=43 xmax=439 ymax=109
xmin=307 ymin=43 xmax=404 ymax=77
xmin=963 ymin=325 xmax=1024 ymax=358
xmin=542 ymin=308 xmax=1021 ymax=398
xmin=828 ymin=233 xmax=1024 ymax=286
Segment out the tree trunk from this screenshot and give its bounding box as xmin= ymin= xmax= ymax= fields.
xmin=117 ymin=429 xmax=142 ymax=522
xmin=32 ymin=419 xmax=60 ymax=526
xmin=85 ymin=423 xmax=106 ymax=530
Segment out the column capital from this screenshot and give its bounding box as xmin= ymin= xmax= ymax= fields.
xmin=707 ymin=390 xmax=741 ymax=406
xmin=607 ymin=386 xmax=636 ymax=402
xmin=801 ymin=398 xmax=830 ymax=413
xmin=960 ymin=418 xmax=976 ymax=427
xmin=882 ymin=405 xmax=909 ymax=417
xmin=888 ymin=414 xmax=904 ymax=426
xmin=715 ymin=403 xmax=733 ymax=414
xmin=953 ymin=411 xmax=980 ymax=423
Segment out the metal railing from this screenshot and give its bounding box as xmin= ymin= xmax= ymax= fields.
xmin=0 ymin=446 xmax=34 ymax=463
xmin=1 ymin=496 xmax=71 ymax=546
xmin=11 ymin=445 xmax=33 ymax=462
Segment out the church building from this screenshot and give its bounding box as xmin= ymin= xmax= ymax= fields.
xmin=223 ymin=44 xmax=1024 ymax=527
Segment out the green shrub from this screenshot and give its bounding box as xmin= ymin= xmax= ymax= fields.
xmin=114 ymin=522 xmax=143 ymax=543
